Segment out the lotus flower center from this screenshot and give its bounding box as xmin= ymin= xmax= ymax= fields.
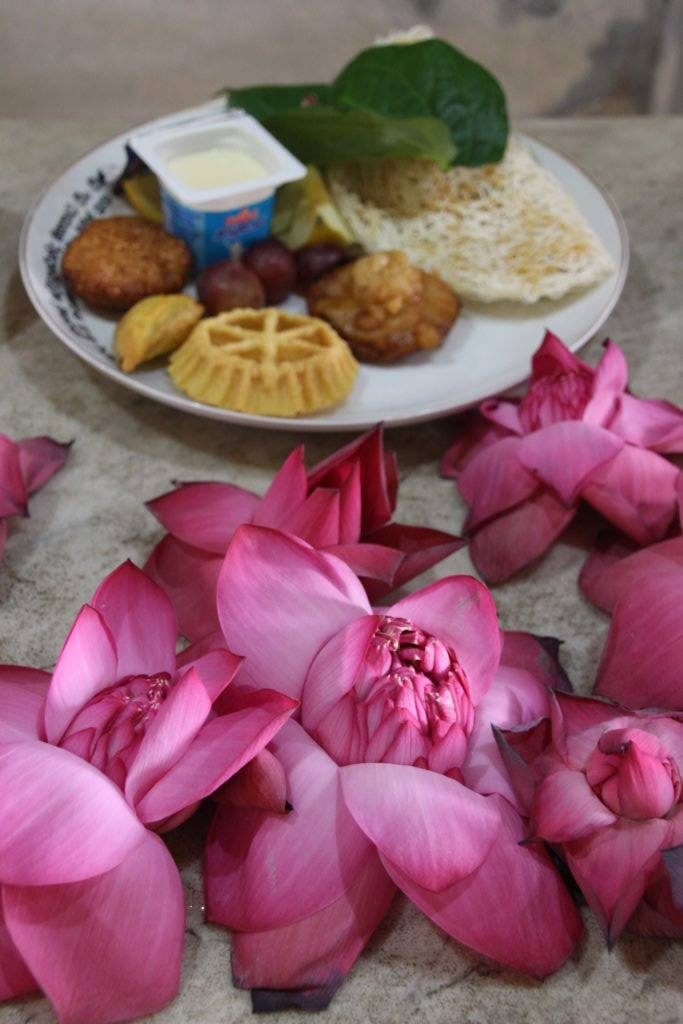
xmin=585 ymin=728 xmax=681 ymax=821
xmin=59 ymin=672 xmax=174 ymax=790
xmin=351 ymin=615 xmax=475 ymax=774
xmin=519 ymin=369 xmax=592 ymax=431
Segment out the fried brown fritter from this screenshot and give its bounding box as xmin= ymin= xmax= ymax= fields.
xmin=307 ymin=250 xmax=460 ymax=363
xmin=61 ymin=217 xmax=191 ymax=311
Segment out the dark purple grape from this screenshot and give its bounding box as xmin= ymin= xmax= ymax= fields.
xmin=295 ymin=243 xmax=352 ymax=288
xmin=197 ymin=260 xmax=265 ymax=314
xmin=243 ymin=239 xmax=296 ymax=304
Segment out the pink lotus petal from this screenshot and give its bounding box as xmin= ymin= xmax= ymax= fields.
xmin=459 ymin=438 xmax=538 ymax=529
xmin=136 ymin=688 xmax=297 ymax=826
xmin=639 ymin=717 xmax=683 ymax=771
xmin=44 ymin=605 xmax=117 ymax=743
xmin=146 ymin=481 xmax=260 ymax=553
xmin=580 ymin=536 xmax=683 ymax=614
xmin=389 ymin=576 xmax=501 ymax=703
xmin=595 ymin=572 xmax=683 ymax=710
xmin=631 ymin=858 xmax=683 ymax=938
xmin=532 ymin=768 xmax=617 ymax=841
xmin=335 ymin=459 xmax=361 ymax=544
xmin=254 ymin=446 xmax=308 ymax=527
xmin=17 ymin=436 xmax=71 ymax=495
xmin=364 ymin=522 xmax=465 ymax=592
xmin=205 ymin=721 xmax=373 ymax=932
xmin=144 ymin=535 xmax=221 ymax=641
xmin=174 ymin=646 xmax=242 ymax=702
xmin=581 ymin=340 xmax=628 ymax=427
xmin=217 ymin=526 xmax=370 ymax=697
xmin=480 ymin=397 xmax=523 ymax=434
xmin=324 ymin=542 xmax=404 ymax=590
xmin=302 ymin=614 xmax=379 ymax=734
xmin=609 ymin=393 xmax=683 ymax=452
xmin=307 ymin=425 xmax=394 ymax=534
xmin=581 ymin=444 xmax=679 ymax=545
xmin=4 ymin=831 xmax=183 ymax=1024
xmin=125 ymin=667 xmax=212 ymax=809
xmin=517 ymin=421 xmax=623 ymax=506
xmin=231 ymin=849 xmax=394 ymax=993
xmin=383 ymin=793 xmax=582 ymax=978
xmin=0 ymin=902 xmax=35 ymax=1001
xmin=591 ymin=339 xmax=629 ymax=395
xmin=440 ymin=412 xmax=509 ymax=478
xmin=551 ymin=692 xmax=635 ymax=767
xmin=286 ymin=487 xmax=341 ymax=548
xmin=500 ymin=631 xmax=572 ymax=691
xmin=532 ymin=330 xmax=591 ymax=378
xmin=91 ymin=561 xmax=176 ymax=679
xmin=469 ymin=490 xmax=576 ymax=583
xmin=0 ymin=666 xmax=50 ymax=743
xmin=0 ymin=436 xmax=27 ymax=518
xmin=0 ymin=740 xmax=145 ymax=885
xmin=462 ymin=664 xmax=551 ymax=807
xmin=565 ymin=818 xmax=669 ymax=943
xmin=340 ymin=763 xmax=499 ymax=891
xmin=216 ymin=748 xmax=288 ymax=813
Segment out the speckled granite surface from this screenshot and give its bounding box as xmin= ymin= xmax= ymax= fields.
xmin=0 ymin=117 xmax=682 ymax=1024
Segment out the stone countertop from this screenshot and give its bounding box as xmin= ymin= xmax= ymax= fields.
xmin=1 ymin=117 xmax=682 ymax=1024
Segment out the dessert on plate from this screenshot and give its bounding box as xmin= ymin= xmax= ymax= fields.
xmin=169 ymin=307 xmax=358 ymax=416
xmin=307 ymin=250 xmax=460 ymax=363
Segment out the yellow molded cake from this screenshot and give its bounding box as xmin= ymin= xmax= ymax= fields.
xmin=169 ymin=308 xmax=359 ymax=417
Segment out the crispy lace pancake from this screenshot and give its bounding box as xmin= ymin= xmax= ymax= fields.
xmin=307 ymin=251 xmax=459 ymax=363
xmin=169 ymin=308 xmax=358 ymax=417
xmin=326 ymin=138 xmax=613 ymax=304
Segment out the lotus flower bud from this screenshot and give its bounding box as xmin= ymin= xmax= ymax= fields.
xmin=585 ymin=727 xmax=681 ymax=821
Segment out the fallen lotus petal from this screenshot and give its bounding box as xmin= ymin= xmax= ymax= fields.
xmin=441 ymin=332 xmax=683 ymax=582
xmin=146 ymin=425 xmax=463 ymax=639
xmin=0 ymin=561 xmax=296 ymax=1024
xmin=500 ymin=691 xmax=683 ymax=943
xmin=205 ymin=526 xmax=582 ymax=1007
xmin=0 ymin=433 xmax=70 ymax=565
xmin=579 ymin=534 xmax=683 ymax=711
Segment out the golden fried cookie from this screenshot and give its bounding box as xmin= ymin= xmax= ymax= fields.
xmin=307 ymin=250 xmax=459 ymax=363
xmin=115 ymin=294 xmax=204 ymax=372
xmin=169 ymin=308 xmax=358 ymax=417
xmin=62 ymin=217 xmax=191 ymax=311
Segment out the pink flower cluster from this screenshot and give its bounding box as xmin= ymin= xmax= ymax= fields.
xmin=442 ymin=332 xmax=683 ymax=581
xmin=1 ymin=333 xmax=683 ymax=1023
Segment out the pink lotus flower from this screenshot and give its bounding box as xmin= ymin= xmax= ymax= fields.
xmin=145 ymin=425 xmax=462 ymax=639
xmin=441 ymin=332 xmax=683 ymax=582
xmin=205 ymin=526 xmax=582 ymax=1009
xmin=580 ymin=533 xmax=683 ymax=711
xmin=0 ymin=562 xmax=296 ymax=1024
xmin=0 ymin=434 xmax=70 ymax=563
xmin=498 ymin=692 xmax=683 ymax=942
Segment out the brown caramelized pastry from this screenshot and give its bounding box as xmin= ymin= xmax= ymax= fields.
xmin=307 ymin=250 xmax=460 ymax=363
xmin=62 ymin=217 xmax=191 ymax=311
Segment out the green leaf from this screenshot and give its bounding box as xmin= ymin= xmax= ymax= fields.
xmin=255 ymin=106 xmax=456 ymax=167
xmin=226 ymin=83 xmax=332 ymax=120
xmin=224 ymin=38 xmax=508 ymax=167
xmin=332 ymin=39 xmax=508 ymax=166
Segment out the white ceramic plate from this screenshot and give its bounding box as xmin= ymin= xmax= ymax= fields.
xmin=20 ymin=102 xmax=628 ymax=433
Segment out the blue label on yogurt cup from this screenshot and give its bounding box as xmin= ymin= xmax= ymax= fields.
xmin=161 ymin=188 xmax=274 ymax=270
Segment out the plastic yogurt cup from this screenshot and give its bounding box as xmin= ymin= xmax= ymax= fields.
xmin=130 ymin=112 xmax=306 ymax=269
